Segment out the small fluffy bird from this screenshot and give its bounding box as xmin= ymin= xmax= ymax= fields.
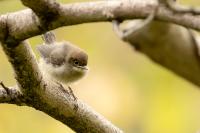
xmin=37 ymin=32 xmax=88 ymax=84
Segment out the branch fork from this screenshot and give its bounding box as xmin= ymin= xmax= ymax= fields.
xmin=1 ymin=0 xmax=200 ymax=132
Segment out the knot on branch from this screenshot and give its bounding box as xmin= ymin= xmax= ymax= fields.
xmin=0 ymin=81 xmax=24 ymax=105
xmin=0 ymin=14 xmax=19 ymax=47
xmin=21 ymin=0 xmax=61 ymax=31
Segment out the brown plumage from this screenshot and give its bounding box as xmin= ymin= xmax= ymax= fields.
xmin=37 ymin=32 xmax=88 ymax=84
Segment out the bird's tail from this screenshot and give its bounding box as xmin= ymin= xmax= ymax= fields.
xmin=42 ymin=31 xmax=56 ymax=45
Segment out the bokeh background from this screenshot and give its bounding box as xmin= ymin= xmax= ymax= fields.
xmin=0 ymin=0 xmax=200 ymax=133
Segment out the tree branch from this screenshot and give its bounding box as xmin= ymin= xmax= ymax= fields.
xmin=0 ymin=0 xmax=200 ymax=45
xmin=1 ymin=0 xmax=200 ymax=132
xmin=21 ymin=0 xmax=60 ymax=15
xmin=113 ymin=20 xmax=200 ymax=87
xmin=1 ymin=41 xmax=122 ymax=132
xmin=0 ymin=83 xmax=23 ymax=104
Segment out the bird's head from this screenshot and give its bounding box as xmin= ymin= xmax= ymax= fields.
xmin=68 ymin=50 xmax=88 ymax=73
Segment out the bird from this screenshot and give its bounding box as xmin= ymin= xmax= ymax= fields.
xmin=37 ymin=31 xmax=88 ymax=84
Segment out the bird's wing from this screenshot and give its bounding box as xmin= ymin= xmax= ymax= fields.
xmin=36 ymin=44 xmax=55 ymax=59
xmin=49 ymin=48 xmax=66 ymax=66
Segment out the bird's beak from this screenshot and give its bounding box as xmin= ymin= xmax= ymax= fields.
xmin=77 ymin=66 xmax=88 ymax=70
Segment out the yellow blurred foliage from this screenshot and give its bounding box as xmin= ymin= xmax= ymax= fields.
xmin=0 ymin=0 xmax=200 ymax=133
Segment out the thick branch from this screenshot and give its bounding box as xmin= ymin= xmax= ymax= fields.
xmin=1 ymin=0 xmax=200 ymax=44
xmin=21 ymin=0 xmax=60 ymax=15
xmin=0 ymin=84 xmax=23 ymax=104
xmin=114 ymin=20 xmax=200 ymax=86
xmin=21 ymin=0 xmax=61 ymax=32
xmin=1 ymin=41 xmax=122 ymax=132
xmin=1 ymin=0 xmax=200 ymax=131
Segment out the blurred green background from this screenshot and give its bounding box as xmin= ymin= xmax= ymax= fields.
xmin=0 ymin=0 xmax=200 ymax=133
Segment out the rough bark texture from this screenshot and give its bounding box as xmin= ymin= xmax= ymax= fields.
xmin=0 ymin=85 xmax=23 ymax=104
xmin=1 ymin=0 xmax=200 ymax=132
xmin=0 ymin=0 xmax=200 ymax=44
xmin=120 ymin=21 xmax=200 ymax=86
xmin=1 ymin=41 xmax=122 ymax=133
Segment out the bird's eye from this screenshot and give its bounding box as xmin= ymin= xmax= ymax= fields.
xmin=74 ymin=60 xmax=79 ymax=66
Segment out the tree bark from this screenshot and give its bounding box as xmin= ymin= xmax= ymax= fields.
xmin=1 ymin=41 xmax=123 ymax=133
xmin=117 ymin=21 xmax=200 ymax=86
xmin=1 ymin=0 xmax=200 ymax=44
xmin=1 ymin=0 xmax=200 ymax=132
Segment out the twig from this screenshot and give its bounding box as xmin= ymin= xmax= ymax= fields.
xmin=0 ymin=81 xmax=10 ymax=94
xmin=112 ymin=0 xmax=159 ymax=41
